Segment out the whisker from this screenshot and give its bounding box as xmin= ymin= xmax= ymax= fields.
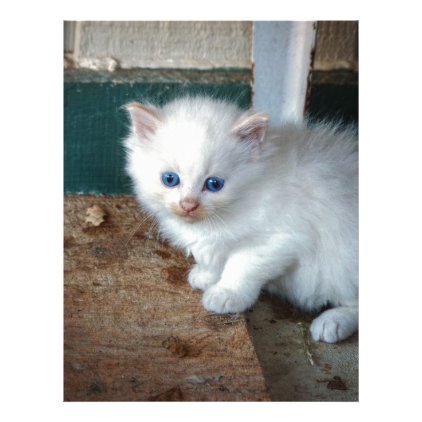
xmin=122 ymin=209 xmax=158 ymax=249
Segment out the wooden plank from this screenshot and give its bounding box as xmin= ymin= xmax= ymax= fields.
xmin=64 ymin=195 xmax=270 ymax=401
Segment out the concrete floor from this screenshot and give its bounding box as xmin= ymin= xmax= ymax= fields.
xmin=246 ymin=293 xmax=358 ymax=401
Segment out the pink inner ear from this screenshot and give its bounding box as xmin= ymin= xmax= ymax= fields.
xmin=233 ymin=112 xmax=269 ymax=144
xmin=126 ymin=102 xmax=161 ymax=138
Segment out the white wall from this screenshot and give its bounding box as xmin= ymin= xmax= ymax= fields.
xmin=66 ymin=21 xmax=253 ymax=70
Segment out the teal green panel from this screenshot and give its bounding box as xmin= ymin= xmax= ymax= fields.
xmin=64 ymin=82 xmax=251 ymax=194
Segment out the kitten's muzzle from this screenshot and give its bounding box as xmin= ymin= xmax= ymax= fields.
xmin=169 ymin=197 xmax=206 ymax=222
xmin=179 ymin=198 xmax=200 ymax=213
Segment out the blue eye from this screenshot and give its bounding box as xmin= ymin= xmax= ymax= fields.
xmin=161 ymin=172 xmax=180 ymax=187
xmin=205 ymin=176 xmax=225 ymax=192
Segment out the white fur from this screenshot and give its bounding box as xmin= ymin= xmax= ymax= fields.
xmin=124 ymin=96 xmax=358 ymax=343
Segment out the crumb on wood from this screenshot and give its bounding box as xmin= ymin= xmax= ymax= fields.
xmin=186 ymin=375 xmax=208 ymax=384
xmin=185 ymin=374 xmax=223 ymax=385
xmin=85 ymin=205 xmax=106 ymax=226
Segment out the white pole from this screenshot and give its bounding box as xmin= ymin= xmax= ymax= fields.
xmin=252 ymin=21 xmax=317 ymax=125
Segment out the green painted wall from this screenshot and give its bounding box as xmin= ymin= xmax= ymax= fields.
xmin=64 ymin=69 xmax=357 ymax=194
xmin=64 ymin=70 xmax=252 ymax=194
xmin=307 ymin=70 xmax=358 ymax=125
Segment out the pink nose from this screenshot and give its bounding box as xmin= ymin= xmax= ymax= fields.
xmin=180 ymin=198 xmax=199 ymax=212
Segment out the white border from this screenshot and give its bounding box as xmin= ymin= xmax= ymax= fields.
xmin=2 ymin=1 xmax=422 ymax=420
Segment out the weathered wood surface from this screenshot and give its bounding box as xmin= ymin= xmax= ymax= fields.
xmin=64 ymin=195 xmax=270 ymax=401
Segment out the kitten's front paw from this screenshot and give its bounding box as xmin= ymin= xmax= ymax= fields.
xmin=188 ymin=265 xmax=219 ymax=291
xmin=310 ymin=307 xmax=358 ymax=343
xmin=202 ymin=285 xmax=255 ymax=314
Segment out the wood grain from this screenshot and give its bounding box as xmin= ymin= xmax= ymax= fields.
xmin=64 ymin=195 xmax=270 ymax=401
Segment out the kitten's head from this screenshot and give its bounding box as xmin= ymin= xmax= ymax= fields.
xmin=124 ymin=97 xmax=268 ymax=225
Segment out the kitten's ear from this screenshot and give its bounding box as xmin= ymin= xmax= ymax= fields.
xmin=232 ymin=112 xmax=269 ymax=144
xmin=125 ymin=102 xmax=161 ymax=138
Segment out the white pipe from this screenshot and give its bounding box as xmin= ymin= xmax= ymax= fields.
xmin=252 ymin=21 xmax=317 ymax=125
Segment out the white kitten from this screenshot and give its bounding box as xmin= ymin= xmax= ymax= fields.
xmin=124 ymin=96 xmax=358 ymax=343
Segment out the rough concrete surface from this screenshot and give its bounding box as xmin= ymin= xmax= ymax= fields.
xmin=64 ymin=194 xmax=358 ymax=401
xmin=246 ymin=294 xmax=358 ymax=401
xmin=74 ymin=21 xmax=252 ymax=70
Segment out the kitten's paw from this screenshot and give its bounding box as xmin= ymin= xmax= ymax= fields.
xmin=310 ymin=307 xmax=358 ymax=343
xmin=202 ymin=285 xmax=255 ymax=314
xmin=188 ymin=265 xmax=219 ymax=291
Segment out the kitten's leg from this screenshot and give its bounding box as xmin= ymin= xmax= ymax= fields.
xmin=309 ymin=305 xmax=358 ymax=343
xmin=202 ymin=237 xmax=295 ymax=313
xmin=188 ymin=264 xmax=220 ymax=291
xmin=188 ymin=248 xmax=226 ymax=291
